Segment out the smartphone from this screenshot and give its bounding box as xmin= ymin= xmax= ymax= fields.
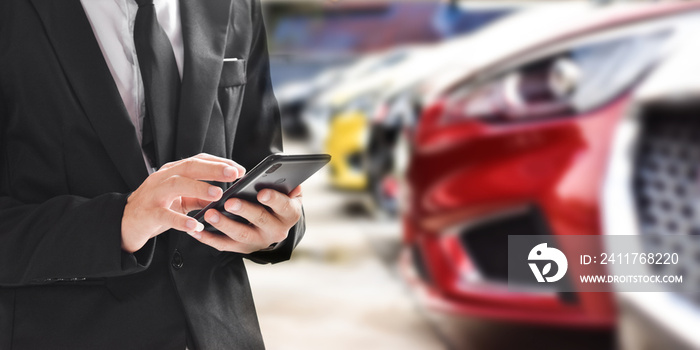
xmin=191 ymin=153 xmax=330 ymax=233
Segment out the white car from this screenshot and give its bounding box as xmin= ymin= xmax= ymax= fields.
xmin=603 ymin=21 xmax=700 ymax=350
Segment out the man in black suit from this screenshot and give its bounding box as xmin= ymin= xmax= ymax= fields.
xmin=0 ymin=0 xmax=303 ymax=349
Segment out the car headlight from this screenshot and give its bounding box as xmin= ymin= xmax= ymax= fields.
xmin=441 ymin=29 xmax=672 ymax=124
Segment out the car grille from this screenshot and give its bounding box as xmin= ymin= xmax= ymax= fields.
xmin=459 ymin=206 xmax=550 ymax=282
xmin=632 ymin=106 xmax=700 ymax=300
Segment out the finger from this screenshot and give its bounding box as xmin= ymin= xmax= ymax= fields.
xmin=154 ymin=176 xmax=222 ymax=205
xmin=179 ymin=197 xmax=214 ymax=213
xmin=156 ymin=208 xmax=205 ymax=233
xmin=224 ymin=197 xmax=285 ymax=231
xmin=188 ymin=230 xmax=258 ymax=254
xmin=160 ymin=153 xmax=240 ymax=171
xmin=288 ymin=185 xmax=303 ymax=198
xmin=257 ymin=189 xmax=302 ymax=224
xmin=203 ymin=209 xmax=269 ymax=245
xmin=157 ymin=158 xmax=241 ymax=183
xmin=192 ymin=153 xmax=246 ymax=176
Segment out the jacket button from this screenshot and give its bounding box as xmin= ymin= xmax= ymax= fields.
xmin=171 ymin=250 xmax=184 ymax=270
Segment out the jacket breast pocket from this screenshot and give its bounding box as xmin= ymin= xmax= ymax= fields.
xmin=219 ymin=59 xmax=247 ymax=88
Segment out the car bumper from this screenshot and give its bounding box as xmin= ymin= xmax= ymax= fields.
xmin=402 ymin=97 xmax=631 ymax=328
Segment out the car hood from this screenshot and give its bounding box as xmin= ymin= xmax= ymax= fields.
xmin=636 ymin=36 xmax=700 ymax=103
xmin=418 ymin=1 xmax=671 ymax=105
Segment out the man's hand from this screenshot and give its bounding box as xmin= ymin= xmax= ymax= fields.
xmin=121 ymin=153 xmax=246 ymax=253
xmin=191 ymin=186 xmax=303 ymax=254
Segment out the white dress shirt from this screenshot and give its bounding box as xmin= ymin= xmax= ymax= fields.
xmin=80 ymin=0 xmax=184 ymax=172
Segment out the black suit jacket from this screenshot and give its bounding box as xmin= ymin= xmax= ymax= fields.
xmin=0 ymin=0 xmax=303 ymax=349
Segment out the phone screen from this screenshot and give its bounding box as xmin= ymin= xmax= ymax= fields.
xmin=190 ymin=153 xmax=330 ymax=232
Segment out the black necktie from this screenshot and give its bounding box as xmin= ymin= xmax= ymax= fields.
xmin=133 ymin=0 xmax=180 ymax=167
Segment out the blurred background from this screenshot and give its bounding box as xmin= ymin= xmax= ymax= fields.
xmin=244 ymin=1 xmax=700 ymax=349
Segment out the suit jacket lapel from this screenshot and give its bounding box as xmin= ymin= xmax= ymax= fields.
xmin=28 ymin=0 xmax=150 ymax=191
xmin=176 ymin=0 xmax=233 ymax=160
xmin=27 ymin=0 xmax=233 ymax=189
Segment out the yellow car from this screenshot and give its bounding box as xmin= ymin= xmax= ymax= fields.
xmin=325 ymin=110 xmax=369 ymax=190
xmin=319 ymin=42 xmax=461 ymax=192
xmin=296 ymin=46 xmax=428 ymax=192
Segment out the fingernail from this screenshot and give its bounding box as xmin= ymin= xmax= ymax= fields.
xmin=186 ymin=220 xmax=197 ymax=230
xmin=187 ymin=231 xmax=202 ymax=239
xmin=230 ymin=199 xmax=242 ymax=212
xmin=208 ymin=186 xmax=221 ymax=198
xmin=223 ymin=166 xmax=238 ymax=178
xmin=260 ymin=191 xmax=271 ymax=202
xmin=209 ymin=213 xmax=220 ymax=224
xmin=195 ymin=222 xmax=205 ymax=232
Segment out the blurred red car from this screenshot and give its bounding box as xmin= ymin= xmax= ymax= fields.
xmin=401 ymin=1 xmax=700 ymax=328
